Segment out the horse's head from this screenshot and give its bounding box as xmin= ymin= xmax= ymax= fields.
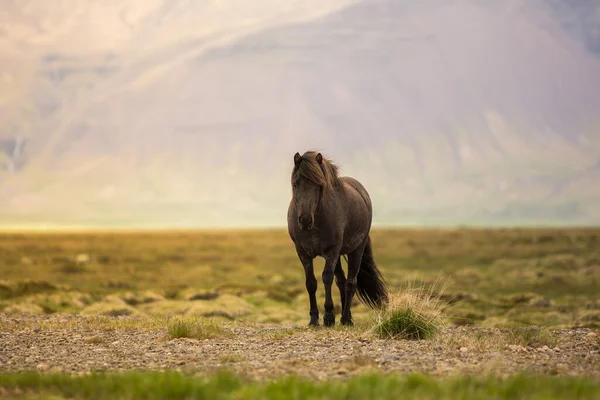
xmin=291 ymin=151 xmax=326 ymax=231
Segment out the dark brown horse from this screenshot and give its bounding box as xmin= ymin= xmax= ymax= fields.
xmin=287 ymin=151 xmax=388 ymax=326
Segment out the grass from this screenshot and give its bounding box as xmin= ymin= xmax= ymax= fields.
xmin=218 ymin=354 xmax=246 ymax=363
xmin=373 ymin=281 xmax=448 ymax=340
xmin=374 ymin=309 xmax=438 ymax=340
xmin=0 ymin=371 xmax=598 ymax=400
xmin=0 ymin=229 xmax=598 ymax=398
xmin=429 ymin=326 xmax=560 ymax=353
xmin=167 ymin=317 xmax=230 ymax=340
xmin=259 ymin=327 xmax=299 ymax=340
xmin=506 ymin=326 xmax=558 ymax=348
xmin=0 ymin=228 xmax=599 ymax=327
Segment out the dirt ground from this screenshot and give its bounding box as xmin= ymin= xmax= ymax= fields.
xmin=1 ymin=314 xmax=598 ymax=381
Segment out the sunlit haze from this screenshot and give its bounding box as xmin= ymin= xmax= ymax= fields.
xmin=1 ymin=0 xmax=599 ymax=229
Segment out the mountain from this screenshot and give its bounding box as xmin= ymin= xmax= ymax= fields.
xmin=1 ymin=0 xmax=599 ymax=229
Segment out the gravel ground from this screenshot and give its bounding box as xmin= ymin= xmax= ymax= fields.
xmin=1 ymin=314 xmax=599 ymax=380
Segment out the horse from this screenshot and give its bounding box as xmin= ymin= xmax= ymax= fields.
xmin=287 ymin=150 xmax=389 ymax=326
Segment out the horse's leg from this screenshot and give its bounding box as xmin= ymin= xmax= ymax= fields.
xmin=333 ymin=256 xmax=347 ymax=316
xmin=297 ymin=248 xmax=319 ymax=326
xmin=322 ymin=250 xmax=341 ymax=327
xmin=341 ymin=240 xmax=368 ymax=326
xmin=304 ymin=261 xmax=319 ymax=326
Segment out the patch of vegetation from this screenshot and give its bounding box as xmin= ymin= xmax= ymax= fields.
xmin=373 ymin=282 xmax=448 ymax=340
xmin=167 ymin=317 xmax=230 ymax=340
xmin=219 ymin=354 xmax=246 ymax=363
xmin=0 ymin=280 xmax=58 ymax=300
xmin=80 ymin=300 xmax=140 ymax=317
xmin=374 ymin=309 xmax=438 ymax=340
xmin=260 ymin=328 xmax=299 ymax=340
xmin=58 ymin=259 xmax=87 ymax=274
xmin=121 ymin=291 xmax=165 ymax=306
xmin=0 ymin=371 xmax=598 ymax=400
xmin=350 ymin=354 xmax=377 ymax=368
xmin=506 ymin=309 xmax=572 ymax=328
xmin=575 ymin=310 xmax=600 ymax=328
xmin=58 ymin=316 xmax=165 ymax=332
xmin=449 ymin=308 xmax=487 ymax=325
xmin=83 ymin=335 xmax=105 ymax=344
xmin=506 ymin=326 xmax=558 ymax=348
xmin=0 ymin=228 xmax=599 ymax=328
xmin=36 ymin=300 xmax=64 ymax=314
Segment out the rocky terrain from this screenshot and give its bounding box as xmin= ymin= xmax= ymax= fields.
xmin=1 ymin=314 xmax=598 ymax=381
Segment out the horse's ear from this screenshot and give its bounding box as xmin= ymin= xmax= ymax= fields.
xmin=294 ymin=152 xmax=302 ymax=166
xmin=316 ymin=153 xmax=323 ymax=164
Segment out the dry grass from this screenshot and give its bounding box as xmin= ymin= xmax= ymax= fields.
xmin=83 ymin=335 xmax=105 ymax=344
xmin=166 ymin=317 xmax=231 ymax=340
xmin=430 ymin=326 xmax=558 ymax=352
xmin=259 ymin=327 xmax=300 ymax=340
xmin=0 ymin=228 xmax=598 ymax=329
xmin=219 ymin=354 xmax=246 ymax=363
xmin=372 ymin=280 xmax=450 ymax=340
xmin=506 ymin=326 xmax=558 ymax=348
xmin=0 ymin=314 xmax=167 ymax=333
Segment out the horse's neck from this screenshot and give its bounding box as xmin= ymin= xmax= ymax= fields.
xmin=322 ymin=181 xmax=344 ymax=206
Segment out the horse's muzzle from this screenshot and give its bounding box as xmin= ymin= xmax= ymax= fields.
xmin=298 ymin=215 xmax=313 ymax=231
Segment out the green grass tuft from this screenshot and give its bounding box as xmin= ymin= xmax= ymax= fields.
xmin=375 ymin=308 xmax=439 ymax=340
xmin=167 ymin=317 xmax=230 ymax=340
xmin=373 ymin=281 xmax=449 ymax=340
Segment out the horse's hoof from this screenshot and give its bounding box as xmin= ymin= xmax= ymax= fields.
xmin=308 ymin=319 xmax=320 ymax=327
xmin=324 ymin=313 xmax=335 ymax=327
xmin=340 ymin=317 xmax=354 ymax=326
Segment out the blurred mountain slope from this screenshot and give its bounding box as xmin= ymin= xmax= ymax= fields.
xmin=0 ymin=0 xmax=599 ymax=228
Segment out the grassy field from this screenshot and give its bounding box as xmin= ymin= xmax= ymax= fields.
xmin=1 ymin=370 xmax=599 ymax=400
xmin=1 ymin=228 xmax=599 ymax=399
xmin=0 ymin=228 xmax=598 ymax=327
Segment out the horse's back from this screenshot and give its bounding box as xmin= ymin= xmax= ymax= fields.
xmin=340 ymin=176 xmax=372 ymax=212
xmin=336 ymin=176 xmax=372 ymax=254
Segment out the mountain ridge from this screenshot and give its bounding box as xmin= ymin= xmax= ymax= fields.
xmin=1 ymin=0 xmax=599 ymax=228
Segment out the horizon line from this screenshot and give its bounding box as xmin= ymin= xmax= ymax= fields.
xmin=1 ymin=221 xmax=599 ymax=234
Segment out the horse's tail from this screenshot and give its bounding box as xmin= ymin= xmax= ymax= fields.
xmin=356 ymin=236 xmax=389 ymax=309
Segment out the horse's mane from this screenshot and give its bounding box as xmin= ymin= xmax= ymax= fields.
xmin=292 ymin=151 xmax=341 ymax=192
